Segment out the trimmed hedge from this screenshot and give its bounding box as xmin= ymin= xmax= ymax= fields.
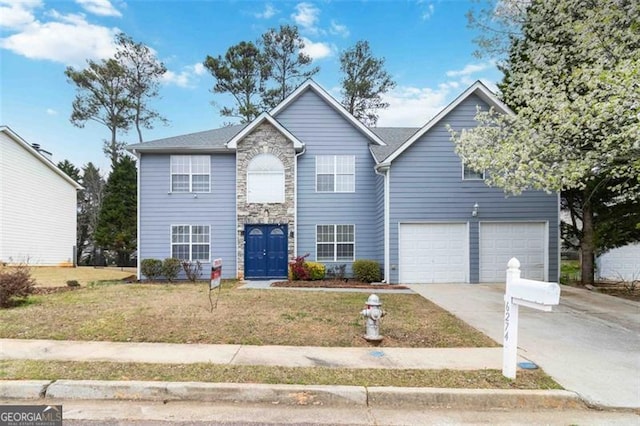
xmin=306 ymin=261 xmax=326 ymax=280
xmin=140 ymin=259 xmax=162 ymax=281
xmin=352 ymin=259 xmax=381 ymax=283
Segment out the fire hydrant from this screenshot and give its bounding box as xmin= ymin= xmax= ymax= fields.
xmin=361 ymin=294 xmax=385 ymax=342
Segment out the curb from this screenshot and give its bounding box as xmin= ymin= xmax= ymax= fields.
xmin=0 ymin=380 xmax=585 ymax=410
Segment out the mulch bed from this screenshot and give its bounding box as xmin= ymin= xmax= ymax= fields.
xmin=271 ymin=280 xmax=408 ymax=290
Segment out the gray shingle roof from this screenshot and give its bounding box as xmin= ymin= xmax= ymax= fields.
xmin=127 ymin=124 xmax=247 ymax=152
xmin=369 ymin=127 xmax=419 ymax=163
xmin=127 ymin=123 xmax=418 ymax=163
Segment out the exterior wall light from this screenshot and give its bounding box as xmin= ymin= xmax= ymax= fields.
xmin=472 ymin=203 xmax=479 ymax=217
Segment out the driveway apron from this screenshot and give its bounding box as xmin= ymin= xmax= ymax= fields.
xmin=408 ymin=283 xmax=640 ymax=409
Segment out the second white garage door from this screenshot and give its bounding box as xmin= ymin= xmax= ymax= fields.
xmin=480 ymin=222 xmax=546 ymax=282
xmin=399 ymin=223 xmax=468 ymax=283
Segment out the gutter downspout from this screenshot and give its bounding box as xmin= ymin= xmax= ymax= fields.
xmin=133 ymin=149 xmax=141 ymax=281
xmin=374 ymin=163 xmax=390 ymax=283
xmin=294 ymin=145 xmax=307 ymax=257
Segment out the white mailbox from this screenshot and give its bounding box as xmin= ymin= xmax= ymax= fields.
xmin=507 ymin=277 xmax=560 ymax=312
xmin=503 ymin=257 xmax=561 ymax=379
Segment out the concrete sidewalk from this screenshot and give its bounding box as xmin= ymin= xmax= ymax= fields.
xmin=409 ymin=283 xmax=640 ymax=409
xmin=0 ymin=338 xmax=507 ymax=370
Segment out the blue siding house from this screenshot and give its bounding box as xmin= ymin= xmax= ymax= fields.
xmin=128 ymin=80 xmax=559 ymax=284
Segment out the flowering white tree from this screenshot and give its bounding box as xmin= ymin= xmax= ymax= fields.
xmin=452 ymin=0 xmax=640 ymax=285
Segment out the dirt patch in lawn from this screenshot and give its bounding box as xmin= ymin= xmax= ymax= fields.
xmin=29 ymin=266 xmax=137 ymax=287
xmin=589 ymin=282 xmax=640 ymax=302
xmin=272 ymin=280 xmax=408 ymax=290
xmin=0 ymin=283 xmax=497 ymax=348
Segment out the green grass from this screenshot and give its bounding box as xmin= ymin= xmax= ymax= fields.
xmin=0 ymin=360 xmax=561 ymax=390
xmin=560 ymin=260 xmax=581 ymax=284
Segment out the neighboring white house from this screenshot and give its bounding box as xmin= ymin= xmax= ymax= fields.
xmin=0 ymin=126 xmax=82 ymax=266
xmin=597 ymin=243 xmax=640 ymax=282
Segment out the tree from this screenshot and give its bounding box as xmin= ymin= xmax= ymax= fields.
xmin=204 ymin=41 xmax=270 ymax=123
xmin=339 ymin=41 xmax=396 ymax=126
xmin=94 ymin=156 xmax=137 ymax=266
xmin=451 ymin=0 xmax=640 ymax=285
xmin=65 ymin=58 xmax=132 ymax=167
xmin=57 ymin=160 xmax=81 ymax=183
xmin=66 ymin=33 xmax=167 ymax=166
xmin=114 ymin=33 xmax=168 ymax=143
xmin=78 ymin=163 xmax=106 ymax=265
xmin=466 ymin=0 xmax=530 ymax=59
xmin=260 ymin=25 xmax=319 ymax=108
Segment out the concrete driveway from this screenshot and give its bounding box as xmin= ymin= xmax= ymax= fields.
xmin=408 ymin=283 xmax=640 ymax=409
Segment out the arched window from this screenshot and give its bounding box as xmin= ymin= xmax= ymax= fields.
xmin=247 ymin=154 xmax=285 ymax=203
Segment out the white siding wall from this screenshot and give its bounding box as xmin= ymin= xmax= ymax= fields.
xmin=0 ymin=132 xmax=77 ymax=265
xmin=596 ymin=243 xmax=640 ymax=282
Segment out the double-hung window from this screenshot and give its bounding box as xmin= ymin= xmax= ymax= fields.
xmin=316 ymin=224 xmax=355 ymax=262
xmin=316 ymin=155 xmax=355 ymax=192
xmin=462 ymin=163 xmax=485 ymax=180
xmin=171 ymin=225 xmax=210 ymax=261
xmin=171 ymin=155 xmax=210 ymax=192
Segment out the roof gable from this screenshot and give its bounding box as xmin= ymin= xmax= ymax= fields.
xmin=378 ymin=81 xmax=512 ymax=165
xmin=225 ymin=113 xmax=304 ymax=150
xmin=271 ymin=80 xmax=387 ymax=146
xmin=0 ymin=126 xmax=82 ymax=190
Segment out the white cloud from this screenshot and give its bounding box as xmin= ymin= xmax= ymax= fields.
xmin=0 ymin=0 xmax=41 ymax=30
xmin=446 ymin=61 xmax=496 ymax=77
xmin=254 ymin=3 xmax=277 ymax=19
xmin=0 ymin=12 xmax=119 ymax=65
xmin=421 ymin=2 xmax=435 ymax=20
xmin=292 ymin=2 xmax=320 ymax=33
xmin=377 ymin=85 xmax=452 ymax=127
xmin=162 ymin=63 xmax=205 ymax=88
xmin=329 ymin=20 xmax=349 ymax=37
xmin=76 ymin=0 xmax=121 ymax=17
xmin=46 ymin=108 xmax=57 ymax=115
xmin=301 ymin=37 xmax=332 ymax=60
xmin=192 ymin=62 xmax=206 ymax=76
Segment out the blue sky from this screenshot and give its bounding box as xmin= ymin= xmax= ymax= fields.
xmin=0 ymin=0 xmax=501 ymax=174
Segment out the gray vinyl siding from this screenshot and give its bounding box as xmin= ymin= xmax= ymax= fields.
xmin=374 ymin=172 xmax=385 ymax=267
xmin=139 ymin=153 xmax=237 ymax=279
xmin=388 ymin=94 xmax=559 ymax=283
xmin=276 ymin=90 xmax=381 ymax=274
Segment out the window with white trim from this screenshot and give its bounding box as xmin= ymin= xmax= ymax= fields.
xmin=462 ymin=164 xmax=485 ymax=180
xmin=171 ymin=225 xmax=210 ymax=261
xmin=316 ymin=155 xmax=355 ymax=192
xmin=247 ymin=153 xmax=285 ymax=203
xmin=171 ymin=155 xmax=210 ymax=192
xmin=316 ymin=224 xmax=355 ymax=262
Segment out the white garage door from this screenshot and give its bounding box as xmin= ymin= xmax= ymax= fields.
xmin=480 ymin=222 xmax=546 ymax=282
xmin=399 ymin=223 xmax=468 ymax=283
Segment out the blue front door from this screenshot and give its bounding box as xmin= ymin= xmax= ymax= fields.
xmin=245 ymin=224 xmax=288 ymax=279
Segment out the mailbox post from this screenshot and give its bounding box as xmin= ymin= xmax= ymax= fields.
xmin=503 ymin=258 xmax=560 ymax=379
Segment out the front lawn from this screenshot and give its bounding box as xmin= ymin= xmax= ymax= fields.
xmin=29 ymin=266 xmax=136 ymax=287
xmin=0 ymin=282 xmax=497 ymax=348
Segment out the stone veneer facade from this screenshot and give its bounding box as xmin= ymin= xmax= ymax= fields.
xmin=235 ymin=123 xmax=296 ymax=278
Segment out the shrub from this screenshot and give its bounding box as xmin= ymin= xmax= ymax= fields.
xmin=306 ymin=261 xmax=326 ymax=280
xmin=289 ymin=254 xmax=310 ymax=281
xmin=182 ymin=260 xmax=202 ymax=282
xmin=0 ymin=264 xmax=35 ymax=308
xmin=140 ymin=258 xmax=162 ymax=281
xmin=66 ymin=280 xmax=80 ymax=287
xmin=327 ymin=264 xmax=347 ymax=280
xmin=352 ymin=259 xmax=381 ymax=283
xmin=162 ymin=258 xmax=182 ymax=282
